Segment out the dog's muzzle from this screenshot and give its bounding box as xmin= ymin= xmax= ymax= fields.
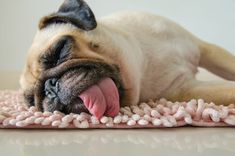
xmin=34 ymin=60 xmax=124 ymax=119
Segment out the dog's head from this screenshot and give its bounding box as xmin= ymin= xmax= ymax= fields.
xmin=20 ymin=0 xmax=129 ymax=118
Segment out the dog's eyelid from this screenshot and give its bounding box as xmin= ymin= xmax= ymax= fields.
xmin=39 ymin=53 xmax=57 ymax=69
xmin=40 ymin=53 xmax=55 ymax=62
xmin=39 ymin=37 xmax=74 ymax=69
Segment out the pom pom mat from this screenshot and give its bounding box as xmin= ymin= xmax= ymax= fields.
xmin=0 ymin=91 xmax=235 ymax=129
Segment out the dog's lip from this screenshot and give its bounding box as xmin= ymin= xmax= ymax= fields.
xmin=57 ymin=67 xmax=122 ymax=97
xmin=57 ymin=73 xmax=122 ymax=117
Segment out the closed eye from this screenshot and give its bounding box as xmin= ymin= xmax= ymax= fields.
xmin=40 ymin=35 xmax=74 ymax=69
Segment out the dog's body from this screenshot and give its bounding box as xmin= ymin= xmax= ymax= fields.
xmin=98 ymin=12 xmax=201 ymax=104
xmin=20 ymin=0 xmax=235 ymax=117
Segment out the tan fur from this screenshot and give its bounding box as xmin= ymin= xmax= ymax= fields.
xmin=21 ymin=11 xmax=235 ymax=106
xmin=199 ymin=42 xmax=235 ymax=81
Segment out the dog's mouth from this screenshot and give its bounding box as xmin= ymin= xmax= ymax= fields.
xmin=33 ymin=59 xmax=124 ymax=119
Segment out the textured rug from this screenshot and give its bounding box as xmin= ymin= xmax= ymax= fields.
xmin=0 ymin=91 xmax=235 ymax=129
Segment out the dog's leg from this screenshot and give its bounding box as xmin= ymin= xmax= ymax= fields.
xmin=199 ymin=42 xmax=235 ymax=81
xmin=173 ymin=79 xmax=235 ymax=105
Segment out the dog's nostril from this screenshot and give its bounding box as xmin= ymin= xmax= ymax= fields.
xmin=44 ymin=78 xmax=59 ymax=99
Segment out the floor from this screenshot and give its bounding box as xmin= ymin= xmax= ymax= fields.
xmin=0 ymin=128 xmax=234 ymax=156
xmin=0 ymin=69 xmax=234 ymax=156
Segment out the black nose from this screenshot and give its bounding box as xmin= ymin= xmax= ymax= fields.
xmin=44 ymin=78 xmax=59 ymax=99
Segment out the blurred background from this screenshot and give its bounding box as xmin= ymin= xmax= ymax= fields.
xmin=0 ymin=0 xmax=234 ymax=89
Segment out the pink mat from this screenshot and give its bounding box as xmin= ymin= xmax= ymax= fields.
xmin=0 ymin=91 xmax=235 ymax=129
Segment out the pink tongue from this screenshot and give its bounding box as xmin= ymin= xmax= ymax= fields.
xmin=79 ymin=78 xmax=120 ymax=119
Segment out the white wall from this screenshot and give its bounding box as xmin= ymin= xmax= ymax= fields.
xmin=0 ymin=0 xmax=235 ymax=71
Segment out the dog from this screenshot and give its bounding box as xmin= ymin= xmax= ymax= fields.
xmin=20 ymin=0 xmax=235 ymax=118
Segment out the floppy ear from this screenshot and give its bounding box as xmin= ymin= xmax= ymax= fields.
xmin=39 ymin=0 xmax=97 ymax=31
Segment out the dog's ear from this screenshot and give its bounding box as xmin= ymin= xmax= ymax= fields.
xmin=39 ymin=0 xmax=97 ymax=31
